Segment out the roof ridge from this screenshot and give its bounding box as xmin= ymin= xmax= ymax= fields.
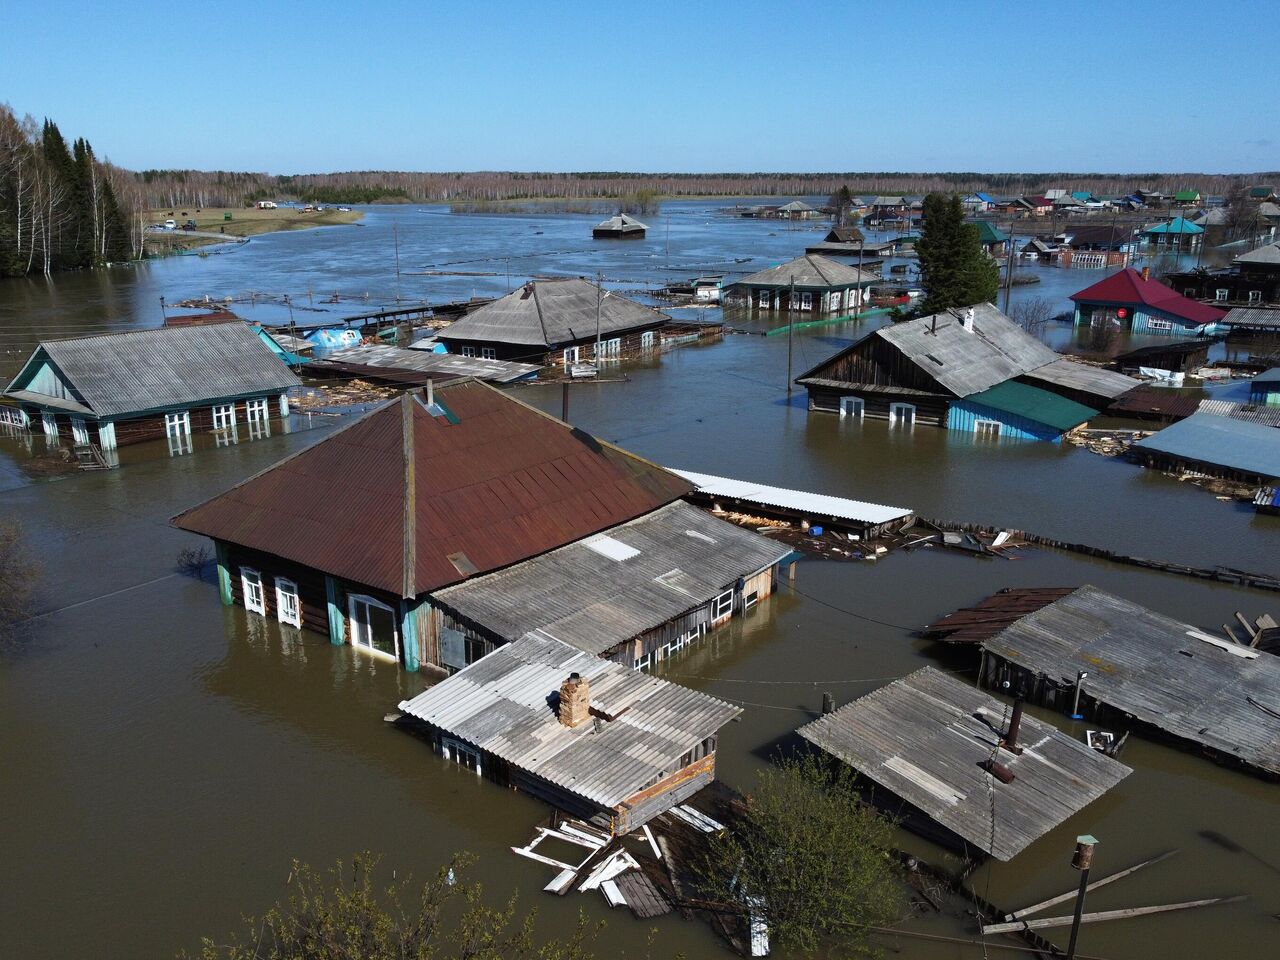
xmin=530 ymin=281 xmax=552 ymax=346
xmin=401 ymin=393 xmax=417 ymax=599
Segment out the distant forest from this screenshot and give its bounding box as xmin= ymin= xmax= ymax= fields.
xmin=137 ymin=169 xmax=1280 ymax=208
xmin=0 ymin=105 xmax=143 ymax=278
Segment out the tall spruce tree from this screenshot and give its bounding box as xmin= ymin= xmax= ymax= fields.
xmin=915 ymin=192 xmax=999 ymax=315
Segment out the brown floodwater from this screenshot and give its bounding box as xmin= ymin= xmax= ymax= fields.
xmin=1 ymin=203 xmax=1276 ymax=959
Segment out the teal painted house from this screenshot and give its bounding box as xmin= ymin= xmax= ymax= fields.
xmin=974 ymin=220 xmax=1011 ymax=256
xmin=1071 ymin=267 xmax=1227 ymax=337
xmin=1251 ymin=368 xmax=1280 ymax=406
xmin=948 ymin=381 xmax=1097 ymax=442
xmin=1142 ymin=217 xmax=1204 ymax=247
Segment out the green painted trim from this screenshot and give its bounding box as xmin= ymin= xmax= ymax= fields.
xmin=766 ymin=306 xmax=896 ymax=336
xmin=324 ymin=576 xmax=345 ymax=646
xmin=400 ymin=602 xmax=420 ymax=672
xmin=214 ymin=542 xmax=233 ymax=606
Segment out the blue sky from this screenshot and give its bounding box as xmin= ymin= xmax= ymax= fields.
xmin=2 ymin=0 xmax=1276 ymax=173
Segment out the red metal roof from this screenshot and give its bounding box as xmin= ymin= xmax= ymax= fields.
xmin=172 ymin=380 xmax=693 ymax=597
xmin=1070 ymin=268 xmax=1227 ymax=325
xmin=920 ymin=587 xmax=1076 ymax=644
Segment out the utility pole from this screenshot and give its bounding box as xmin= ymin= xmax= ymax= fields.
xmin=786 ymin=275 xmax=795 ymax=395
xmin=159 ymin=295 xmax=167 ymax=325
xmin=392 ymin=220 xmax=402 ymax=302
xmin=1066 ymin=836 xmax=1097 ymax=960
xmin=856 ymin=241 xmax=865 ymax=319
xmin=1002 ymin=234 xmax=1016 ymax=314
xmin=595 ymin=270 xmax=603 ymax=365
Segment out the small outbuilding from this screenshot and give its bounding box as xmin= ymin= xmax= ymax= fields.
xmin=398 ymin=631 xmax=741 ymax=834
xmin=593 ymin=213 xmax=648 ymax=239
xmin=1250 ymin=368 xmax=1280 ymax=406
xmin=725 ymin=254 xmax=877 ymax=314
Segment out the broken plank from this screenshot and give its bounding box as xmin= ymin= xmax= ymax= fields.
xmin=511 ymin=846 xmax=577 ymax=871
xmin=544 ymin=869 xmax=577 ymax=894
xmin=643 ymin=824 xmax=662 ymax=860
xmin=1003 ymin=850 xmax=1180 ymax=920
xmin=601 ymin=879 xmax=627 ymax=908
xmin=982 ymin=895 xmax=1246 ymax=935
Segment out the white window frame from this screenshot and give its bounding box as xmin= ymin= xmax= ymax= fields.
xmin=274 ymin=577 xmax=301 ymax=627
xmin=889 ymin=402 xmax=916 ymax=426
xmin=348 ymin=593 xmax=400 ymax=661
xmin=839 ymin=396 xmax=865 ymax=419
xmin=480 ymin=346 xmax=497 ymax=360
xmin=42 ymin=412 xmax=58 ymax=438
xmin=758 ymin=290 xmax=772 ymax=309
xmin=241 ymin=568 xmax=265 ymax=616
xmin=974 ymin=419 xmax=1003 ymax=439
xmin=212 ymin=403 xmax=236 ymax=430
xmin=563 ymin=346 xmax=581 ymax=365
xmin=1146 ymin=316 xmax=1173 ymax=331
xmin=215 ymin=424 xmax=239 ymax=448
xmin=460 ymin=345 xmax=476 ymax=358
xmin=799 ymin=292 xmax=813 ymax=311
xmin=712 ymin=589 xmax=734 ymax=620
xmin=245 ymin=398 xmax=269 ymax=423
xmin=634 ymin=652 xmax=653 ymax=672
xmin=1249 ymin=290 xmax=1262 ymax=305
xmin=0 ymin=407 xmax=25 ymax=427
xmin=598 ymin=337 xmax=621 ymax=358
xmin=165 ymin=411 xmax=191 ymax=438
xmin=440 ymin=736 xmax=482 ymax=776
xmin=1214 ymin=288 xmax=1229 ymax=301
xmin=640 ymin=330 xmax=655 ymax=352
xmin=743 ymin=589 xmax=759 ymax=610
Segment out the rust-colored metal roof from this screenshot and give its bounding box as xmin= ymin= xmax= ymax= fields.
xmin=1107 ymin=386 xmax=1203 ymax=421
xmin=920 ymin=587 xmax=1076 ymax=644
xmin=172 ymin=380 xmax=693 ymax=597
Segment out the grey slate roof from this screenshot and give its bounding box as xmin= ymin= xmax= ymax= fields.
xmin=436 ymin=500 xmax=790 ymax=655
xmin=4 ymin=324 xmax=299 ymax=419
xmin=436 ymin=279 xmax=668 ymax=349
xmin=777 ymin=200 xmax=816 ymax=212
xmin=797 ymin=667 xmax=1130 ymax=861
xmin=731 ymin=254 xmax=877 ymax=290
xmin=1022 ymin=357 xmax=1140 ymax=401
xmin=594 ymin=213 xmax=648 ymax=232
xmin=397 ymin=631 xmax=741 ymax=808
xmin=873 ymin=303 xmax=1059 ymax=396
xmin=1234 ymin=243 xmax=1280 ymax=266
xmin=982 ymin=586 xmax=1280 ymax=778
xmin=318 ymin=344 xmax=539 ymax=383
xmin=1133 ymin=411 xmax=1280 ymax=479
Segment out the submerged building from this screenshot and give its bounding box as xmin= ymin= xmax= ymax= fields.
xmin=1071 ymin=267 xmax=1227 ymax=336
xmin=724 ymin=254 xmax=877 ymax=314
xmin=172 ymin=380 xmax=790 ymax=673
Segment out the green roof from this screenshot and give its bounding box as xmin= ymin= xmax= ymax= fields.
xmin=962 ymin=381 xmax=1097 ymax=432
xmin=1174 ymin=189 xmax=1200 ymax=201
xmin=973 ymin=220 xmax=1010 ymax=244
xmin=1248 ymin=186 xmax=1274 ymax=198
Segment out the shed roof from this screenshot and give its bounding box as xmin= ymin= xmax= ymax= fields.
xmin=435 ymin=279 xmax=668 ymax=350
xmin=777 ymin=200 xmax=816 ymax=212
xmin=398 ymin=631 xmax=741 ymax=808
xmin=1132 ymin=411 xmax=1280 ymax=479
xmin=1197 ymin=399 xmax=1280 ymax=428
xmin=1221 ymin=306 xmax=1280 ymax=329
xmin=962 ymin=381 xmax=1097 ymax=431
xmin=981 ymin=586 xmax=1280 ymax=777
xmin=671 ymin=468 xmax=912 ymax=526
xmin=731 ymin=254 xmax=876 ymax=290
xmin=436 ymin=500 xmax=789 ymax=655
xmin=315 ymin=344 xmax=539 ymax=383
xmin=1070 ymin=268 xmax=1227 ymax=326
xmin=1253 ymin=367 xmax=1280 ymax=386
xmin=1064 ymin=225 xmax=1136 ymax=248
xmin=4 ymin=323 xmax=300 ymax=419
xmin=172 ymin=381 xmax=693 ymax=597
xmin=1233 ymin=243 xmax=1280 ymax=267
xmin=1022 ymin=358 xmax=1139 ymax=401
xmin=797 ymin=667 xmax=1130 ymax=860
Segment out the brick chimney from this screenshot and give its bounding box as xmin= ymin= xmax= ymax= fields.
xmin=1141 ymin=266 xmax=1150 ymax=282
xmin=559 ymin=672 xmax=591 ymax=728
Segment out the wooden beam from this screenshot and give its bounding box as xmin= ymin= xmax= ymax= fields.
xmin=1234 ymin=611 xmax=1260 ymax=641
xmin=1003 ymin=850 xmax=1179 ymax=920
xmin=982 ymin=895 xmax=1245 ymax=935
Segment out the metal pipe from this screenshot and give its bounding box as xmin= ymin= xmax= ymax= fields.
xmin=1067 ymin=836 xmax=1098 ymax=960
xmin=561 ymin=380 xmax=569 ymax=423
xmin=1003 ymin=696 xmax=1025 ymax=753
xmin=1071 ymin=671 xmax=1089 ymax=720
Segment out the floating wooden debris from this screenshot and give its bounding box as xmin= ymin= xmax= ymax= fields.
xmin=1003 ymin=850 xmax=1179 ymax=921
xmin=981 ymin=895 xmax=1246 ymax=935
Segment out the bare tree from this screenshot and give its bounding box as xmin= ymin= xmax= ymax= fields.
xmin=1009 ymin=296 xmax=1055 ymax=337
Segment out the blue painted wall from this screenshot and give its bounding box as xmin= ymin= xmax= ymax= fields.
xmin=1073 ymin=305 xmax=1217 ymax=337
xmin=947 ymin=401 xmax=1064 ymax=442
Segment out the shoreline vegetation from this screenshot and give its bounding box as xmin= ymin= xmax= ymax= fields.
xmin=143 ymin=206 xmax=363 ymax=254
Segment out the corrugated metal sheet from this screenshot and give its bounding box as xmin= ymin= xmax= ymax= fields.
xmin=1132 ymin=412 xmax=1280 ymax=479
xmin=172 ymin=381 xmax=693 ymax=597
xmin=436 ymin=501 xmax=789 ymax=655
xmin=1222 ymin=308 xmax=1280 ymax=330
xmin=436 ymin=279 xmax=668 ymax=349
xmin=959 ymin=382 xmax=1097 ymax=432
xmin=1023 ymin=358 xmax=1140 ymax=401
xmin=4 ymin=324 xmax=300 ymax=418
xmin=797 ymin=667 xmax=1130 ymax=861
xmin=731 ymin=254 xmax=875 ymax=290
xmin=1109 ymin=387 xmax=1203 ymax=420
xmin=671 ymin=469 xmax=911 ymax=526
xmin=1198 ymin=399 xmax=1280 ymax=427
xmin=317 ymin=344 xmax=539 ymax=383
xmin=982 ymin=586 xmax=1280 ymax=777
xmin=397 ymin=632 xmax=741 ymax=807
xmin=921 ymin=587 xmax=1076 ymax=644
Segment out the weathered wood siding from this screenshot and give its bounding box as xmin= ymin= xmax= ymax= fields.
xmin=805 ymin=384 xmax=951 ymax=426
xmin=222 ymin=542 xmax=332 ymax=635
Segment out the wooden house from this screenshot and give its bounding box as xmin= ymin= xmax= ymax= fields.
xmin=2 ymin=324 xmax=299 ymax=452
xmin=773 ymin=200 xmax=821 ymax=220
xmin=1174 ymin=189 xmax=1201 ymax=204
xmin=1141 ymin=217 xmax=1204 ymax=247
xmin=794 ymin=303 xmax=1125 ymax=440
xmin=725 ymin=254 xmax=877 ymax=314
xmin=961 ymin=192 xmax=996 ymax=213
xmin=1167 ymin=243 xmax=1280 ymax=307
xmin=593 ymin=214 xmax=647 ymax=239
xmin=396 ymin=631 xmax=741 ymax=834
xmin=1070 ymin=267 xmax=1227 ymax=336
xmin=1251 ymin=368 xmax=1280 ymax=406
xmin=973 ymin=220 xmax=1011 ymax=256
xmin=171 ymin=380 xmax=791 ymax=673
xmin=435 ymin=278 xmax=668 ymax=367
xmin=797 ymin=667 xmax=1130 ymax=860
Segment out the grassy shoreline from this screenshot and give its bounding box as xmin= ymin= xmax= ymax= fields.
xmin=144 ymin=206 xmax=364 ymax=251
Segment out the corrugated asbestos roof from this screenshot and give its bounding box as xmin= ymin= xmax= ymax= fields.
xmin=316 ymin=344 xmax=539 ymax=383
xmin=436 ymin=501 xmax=789 ymax=655
xmin=1022 ymin=358 xmax=1140 ymax=401
xmin=1132 ymin=411 xmax=1280 ymax=479
xmin=4 ymin=323 xmax=300 ymax=418
xmin=982 ymin=586 xmax=1280 ymax=777
xmin=397 ymin=632 xmax=741 ymax=808
xmin=1222 ymin=307 xmax=1280 ymax=329
xmin=595 ymin=214 xmax=648 ymax=231
xmin=172 ymin=380 xmax=693 ymax=597
xmin=671 ymin=468 xmax=912 ymax=525
xmin=797 ymin=667 xmax=1130 ymax=860
xmin=961 ymin=381 xmax=1097 ymax=432
xmin=731 ymin=254 xmax=876 ymax=289
xmin=1197 ymin=399 xmax=1280 ymax=427
xmin=436 ymin=279 xmax=668 ymax=349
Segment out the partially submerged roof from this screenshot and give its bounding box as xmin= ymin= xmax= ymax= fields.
xmin=397 ymin=631 xmax=741 ymax=808
xmin=1133 ymin=411 xmax=1280 ymax=479
xmin=1254 ymin=367 xmax=1280 ymax=386
xmin=315 ymin=344 xmax=539 ymax=383
xmin=671 ymin=468 xmax=912 ymax=527
xmin=800 ymin=303 xmax=1059 ymax=398
xmin=981 ymin=586 xmax=1280 ymax=777
xmin=1107 ymin=386 xmax=1203 ymax=421
xmin=921 ymin=587 xmax=1077 ymax=644
xmin=731 ymin=254 xmax=876 ymax=290
xmin=797 ymin=667 xmax=1131 ymax=860
xmin=1232 ymin=243 xmax=1280 ymax=267
xmin=962 ymin=381 xmax=1097 ymax=432
xmin=436 ymin=278 xmax=668 ymax=349
xmin=1222 ymin=307 xmax=1280 ymax=329
xmin=1070 ymin=268 xmax=1227 ymax=326
xmin=4 ymin=323 xmax=300 ymax=419
xmin=1144 ymin=216 xmax=1203 ymax=235
xmin=436 ymin=500 xmax=789 ymax=655
xmin=172 ymin=381 xmax=693 ymax=597
xmin=1197 ymin=399 xmax=1280 ymax=428
xmin=594 ymin=213 xmax=648 ymax=231
xmin=1022 ymin=357 xmax=1140 ymax=401
xmin=777 ymin=200 xmax=816 ymax=212
xmin=973 ymin=220 xmax=1009 ymax=244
